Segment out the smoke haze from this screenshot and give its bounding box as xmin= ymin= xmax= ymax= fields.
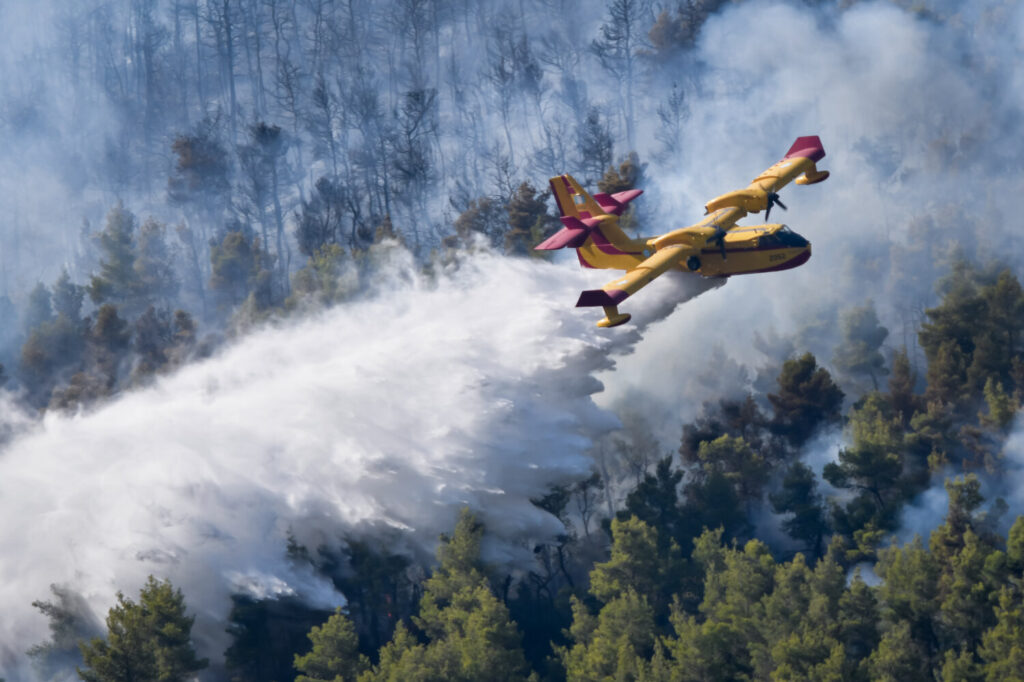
xmin=2 ymin=0 xmax=1024 ymax=675
xmin=0 ymin=248 xmax=719 ymax=671
xmin=601 ymin=0 xmax=1024 ymax=440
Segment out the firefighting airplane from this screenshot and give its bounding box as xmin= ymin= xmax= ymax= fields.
xmin=537 ymin=136 xmax=829 ymax=327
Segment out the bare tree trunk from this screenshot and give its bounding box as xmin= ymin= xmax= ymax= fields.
xmin=193 ymin=0 xmax=205 ymax=109
xmin=222 ymin=0 xmax=239 ymax=140
xmin=270 ymin=163 xmax=290 ymax=294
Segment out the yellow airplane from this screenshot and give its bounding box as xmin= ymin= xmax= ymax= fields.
xmin=537 ymin=136 xmax=829 ymax=327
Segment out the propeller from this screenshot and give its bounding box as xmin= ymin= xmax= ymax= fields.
xmin=706 ymin=224 xmax=728 ymax=260
xmin=765 ymin=192 xmax=787 ymax=221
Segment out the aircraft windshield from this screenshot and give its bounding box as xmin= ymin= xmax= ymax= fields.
xmin=760 ymin=225 xmax=808 ymax=248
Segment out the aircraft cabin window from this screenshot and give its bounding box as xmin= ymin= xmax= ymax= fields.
xmin=774 ymin=227 xmax=809 ymax=247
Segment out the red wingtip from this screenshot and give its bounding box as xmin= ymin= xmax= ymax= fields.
xmin=611 ymin=189 xmax=643 ymax=204
xmin=784 ymin=136 xmax=826 ymax=163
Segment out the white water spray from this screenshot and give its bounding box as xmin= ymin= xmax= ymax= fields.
xmin=0 ymin=248 xmax=716 ymax=673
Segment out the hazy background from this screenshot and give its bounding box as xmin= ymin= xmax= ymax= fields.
xmin=1 ymin=0 xmax=1023 ymax=675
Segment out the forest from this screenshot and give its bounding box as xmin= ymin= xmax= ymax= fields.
xmin=2 ymin=0 xmax=1024 ymax=679
xmin=34 ymin=263 xmax=1024 ymax=681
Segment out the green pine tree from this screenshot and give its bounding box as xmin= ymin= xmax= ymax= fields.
xmin=978 ymin=587 xmax=1024 ymax=680
xmin=361 ymin=509 xmax=531 ymax=682
xmin=888 ymin=347 xmax=921 ymax=425
xmin=833 ymin=301 xmax=889 ymax=391
xmin=768 ymin=352 xmax=844 ymax=448
xmin=294 ymin=608 xmax=369 ymax=682
xmin=78 ymin=576 xmax=207 ymax=682
xmin=89 ymin=203 xmax=144 ymax=310
xmin=558 ymin=590 xmax=655 ymax=682
xmin=770 ymin=462 xmax=830 ymax=559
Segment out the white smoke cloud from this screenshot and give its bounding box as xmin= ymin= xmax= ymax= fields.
xmin=600 ymin=0 xmax=1024 ymax=446
xmin=0 ymin=247 xmax=721 ymax=674
xmin=3 ymin=0 xmax=1024 ymax=676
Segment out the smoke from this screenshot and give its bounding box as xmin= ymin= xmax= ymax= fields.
xmin=599 ymin=0 xmax=1024 ymax=450
xmin=2 ymin=0 xmax=1024 ymax=674
xmin=896 ymin=410 xmax=1024 ymax=544
xmin=0 ymin=246 xmax=720 ymax=674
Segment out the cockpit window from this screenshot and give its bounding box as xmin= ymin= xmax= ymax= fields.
xmin=762 ymin=225 xmax=808 ymax=248
xmin=777 ymin=226 xmax=808 ymax=247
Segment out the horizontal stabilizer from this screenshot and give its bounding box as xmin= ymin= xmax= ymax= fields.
xmin=592 ymin=189 xmax=644 ymax=216
xmin=561 ymin=215 xmax=603 ymax=230
xmin=535 ymin=226 xmax=590 ymax=250
xmin=576 ymin=288 xmax=629 ymax=307
xmin=535 ymin=215 xmax=604 ymax=250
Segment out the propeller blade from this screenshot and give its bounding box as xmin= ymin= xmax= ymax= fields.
xmin=764 ymin=192 xmax=788 ymax=222
xmin=706 ymin=224 xmax=728 ymax=261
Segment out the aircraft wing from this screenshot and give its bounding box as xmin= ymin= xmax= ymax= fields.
xmin=576 ymin=244 xmax=692 ymax=308
xmin=703 ymin=136 xmax=829 ymax=215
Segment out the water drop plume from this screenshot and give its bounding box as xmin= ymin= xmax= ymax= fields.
xmin=0 ymin=246 xmax=715 ymax=670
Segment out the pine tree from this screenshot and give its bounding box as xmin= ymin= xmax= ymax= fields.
xmin=622 ymin=457 xmax=690 ymax=554
xmin=980 ymin=378 xmax=1017 ymax=430
xmin=978 ymin=587 xmax=1024 ymax=680
xmin=925 ymin=340 xmax=967 ymax=406
xmin=824 ymin=394 xmax=906 ymax=532
xmin=837 ymin=571 xmax=880 ymax=671
xmin=693 ymin=435 xmax=768 ymax=502
xmin=78 ymin=576 xmax=207 ymax=682
xmin=210 ymin=228 xmax=273 ymax=310
xmin=293 ymin=608 xmax=369 ymax=682
xmin=89 ymin=203 xmax=144 ymax=311
xmin=873 ymin=538 xmax=940 ymax=677
xmin=90 ymin=304 xmax=131 ymax=385
xmin=559 ymin=590 xmax=655 ymax=682
xmin=168 ymin=119 xmax=231 ymax=227
xmin=888 ymin=347 xmax=920 ymax=425
xmin=23 ymin=281 xmax=54 ymax=332
xmin=133 ymin=307 xmax=174 ymax=377
xmin=452 ymin=198 xmax=508 ymax=250
xmin=833 ymin=301 xmax=889 ymax=391
xmin=504 ymin=182 xmax=552 ymax=256
xmin=362 ymin=509 xmax=532 ymax=682
xmin=867 ymin=621 xmax=925 ymax=682
xmin=52 ymin=269 xmax=85 ymax=323
xmin=134 ymin=218 xmax=178 ymax=307
xmin=295 ymin=176 xmax=350 ymax=257
xmin=577 ymin=107 xmax=613 ymax=185
xmin=768 ymin=352 xmax=844 ymax=448
xmin=28 ymin=585 xmax=102 ymax=680
xmin=597 ymin=152 xmax=646 ymax=195
xmin=289 ymin=244 xmax=351 ymax=307
xmin=590 ymin=516 xmax=672 ymax=611
xmin=770 ymin=462 xmax=829 ymax=558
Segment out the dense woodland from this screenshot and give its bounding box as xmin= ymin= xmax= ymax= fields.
xmin=0 ymin=0 xmax=690 ymax=409
xmin=21 ymin=260 xmax=1024 ymax=680
xmin=3 ymin=0 xmax=1024 ymax=680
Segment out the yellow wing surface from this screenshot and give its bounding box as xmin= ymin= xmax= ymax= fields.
xmin=575 ymin=244 xmax=693 ymax=327
xmin=653 ymin=136 xmax=829 ymax=251
xmin=704 ymin=136 xmax=829 ymax=214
